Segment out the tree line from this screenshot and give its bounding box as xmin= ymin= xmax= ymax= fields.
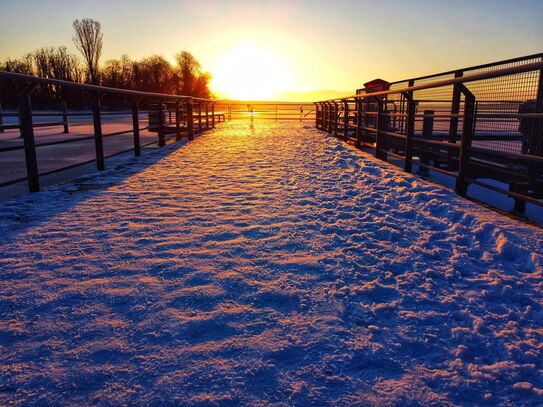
xmin=0 ymin=18 xmax=212 ymax=109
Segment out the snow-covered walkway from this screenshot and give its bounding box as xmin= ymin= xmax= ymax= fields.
xmin=0 ymin=121 xmax=542 ymax=405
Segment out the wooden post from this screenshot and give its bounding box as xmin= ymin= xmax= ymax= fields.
xmin=374 ymin=97 xmax=386 ymax=160
xmin=342 ymin=99 xmax=349 ymax=141
xmin=455 ymin=84 xmax=476 ymax=197
xmin=157 ymin=100 xmax=165 ymax=147
xmin=403 ymin=92 xmax=416 ymax=173
xmin=315 ymin=103 xmax=319 ymax=129
xmin=187 ymin=98 xmax=194 ymax=141
xmin=0 ymin=101 xmax=4 ymax=133
xmin=61 ymin=100 xmax=69 ymax=133
xmin=212 ymin=103 xmax=216 ymax=128
xmin=19 ymin=83 xmax=40 ymax=192
xmin=205 ymin=102 xmax=210 ymax=129
xmin=132 ymin=97 xmax=142 ymax=156
xmin=92 ymin=93 xmax=105 ymax=171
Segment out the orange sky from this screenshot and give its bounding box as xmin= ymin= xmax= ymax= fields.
xmin=1 ymin=0 xmax=542 ymax=101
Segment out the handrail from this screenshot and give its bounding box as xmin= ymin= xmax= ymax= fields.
xmin=317 ymin=60 xmax=543 ymax=103
xmin=387 ymin=52 xmax=543 ymax=87
xmin=314 ymin=54 xmax=543 ymax=221
xmin=0 ymin=70 xmax=214 ymax=103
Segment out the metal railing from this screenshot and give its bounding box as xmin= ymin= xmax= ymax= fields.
xmin=214 ymin=102 xmax=315 ymax=121
xmin=315 ymin=55 xmax=543 ymax=217
xmin=0 ymin=71 xmax=220 ymax=193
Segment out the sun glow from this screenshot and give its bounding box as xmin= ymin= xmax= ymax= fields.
xmin=210 ymin=43 xmax=290 ymax=101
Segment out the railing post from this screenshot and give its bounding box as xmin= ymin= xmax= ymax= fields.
xmin=92 ymin=93 xmax=106 ymax=171
xmin=355 ymin=97 xmax=363 ymax=148
xmin=175 ymin=99 xmax=182 ymax=140
xmin=342 ymin=99 xmax=349 ymax=141
xmin=198 ymin=102 xmax=202 ymax=132
xmin=157 ymin=100 xmax=165 ymax=147
xmin=448 ymin=71 xmax=463 ymax=169
xmin=333 ymin=101 xmax=339 ymax=135
xmin=449 ymin=71 xmax=463 ymax=143
xmin=403 ymin=92 xmax=415 ymax=173
xmin=314 ymin=103 xmax=319 ymax=129
xmin=187 ymin=98 xmax=194 ymax=141
xmin=323 ymin=103 xmax=328 ymax=132
xmin=211 ymin=102 xmax=216 ymax=128
xmin=0 ymin=101 xmax=4 ymax=133
xmin=374 ymin=97 xmax=385 ymax=160
xmin=205 ymin=102 xmax=210 ymax=129
xmin=455 ymin=84 xmax=476 ymax=197
xmin=132 ymin=96 xmax=142 ymax=156
xmin=61 ymin=100 xmax=69 ymax=134
xmin=19 ymin=83 xmax=40 ymax=192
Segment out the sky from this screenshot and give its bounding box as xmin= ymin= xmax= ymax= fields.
xmin=0 ymin=0 xmax=542 ymax=100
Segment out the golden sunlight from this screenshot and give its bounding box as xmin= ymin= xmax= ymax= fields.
xmin=210 ymin=43 xmax=290 ymax=101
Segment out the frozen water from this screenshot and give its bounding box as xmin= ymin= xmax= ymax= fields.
xmin=0 ymin=120 xmax=542 ymax=405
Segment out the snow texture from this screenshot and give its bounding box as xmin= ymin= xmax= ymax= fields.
xmin=0 ymin=120 xmax=542 ymax=406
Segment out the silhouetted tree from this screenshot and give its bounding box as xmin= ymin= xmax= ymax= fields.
xmin=72 ymin=18 xmax=103 ymax=84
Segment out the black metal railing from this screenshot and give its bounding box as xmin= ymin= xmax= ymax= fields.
xmin=213 ymin=102 xmax=315 ymax=121
xmin=0 ymin=71 xmax=223 ymax=193
xmin=315 ymin=55 xmax=543 ymax=217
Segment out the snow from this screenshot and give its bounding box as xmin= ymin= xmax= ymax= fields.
xmin=0 ymin=120 xmax=542 ymax=405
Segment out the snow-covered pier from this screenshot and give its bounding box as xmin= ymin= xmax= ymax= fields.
xmin=0 ymin=120 xmax=542 ymax=405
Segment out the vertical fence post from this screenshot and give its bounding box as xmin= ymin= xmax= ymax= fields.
xmin=198 ymin=102 xmax=202 ymax=132
xmin=323 ymin=102 xmax=330 ymax=133
xmin=356 ymin=97 xmax=363 ymax=149
xmin=374 ymin=97 xmax=385 ymax=160
xmin=157 ymin=100 xmax=165 ymax=147
xmin=342 ymin=99 xmax=349 ymax=141
xmin=0 ymin=101 xmax=4 ymax=133
xmin=212 ymin=102 xmax=216 ymax=128
xmin=315 ymin=103 xmax=319 ymax=129
xmin=19 ymin=83 xmax=40 ymax=192
xmin=403 ymin=91 xmax=415 ymax=173
xmin=92 ymin=93 xmax=106 ymax=170
xmin=92 ymin=93 xmax=106 ymax=171
xmin=455 ymin=84 xmax=475 ymax=197
xmin=132 ymin=96 xmax=142 ymax=156
xmin=61 ymin=100 xmax=69 ymax=134
xmin=175 ymin=99 xmax=182 ymax=140
xmin=448 ymin=71 xmax=463 ymax=169
xmin=333 ymin=101 xmax=339 ymax=135
xmin=205 ymin=102 xmax=210 ymax=129
xmin=187 ymin=98 xmax=194 ymax=141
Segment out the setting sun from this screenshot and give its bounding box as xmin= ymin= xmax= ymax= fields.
xmin=210 ymin=43 xmax=290 ymax=101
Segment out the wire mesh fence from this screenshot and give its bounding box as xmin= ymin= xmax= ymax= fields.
xmin=316 ymin=53 xmax=543 ymax=219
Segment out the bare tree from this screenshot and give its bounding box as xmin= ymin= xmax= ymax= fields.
xmin=72 ymin=18 xmax=103 ymax=84
xmin=175 ymin=51 xmax=201 ymax=95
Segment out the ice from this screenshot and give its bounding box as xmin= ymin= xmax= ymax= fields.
xmin=0 ymin=120 xmax=542 ymax=405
